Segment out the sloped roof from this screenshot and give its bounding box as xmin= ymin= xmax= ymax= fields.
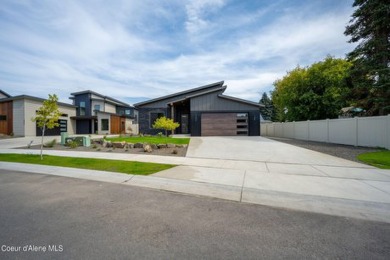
xmin=0 ymin=90 xmax=11 ymax=98
xmin=134 ymin=81 xmax=224 ymax=107
xmin=70 ymin=90 xmax=133 ymax=108
xmin=0 ymin=95 xmax=76 ymax=108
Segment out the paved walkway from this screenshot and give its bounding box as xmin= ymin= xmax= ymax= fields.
xmin=0 ymin=136 xmax=389 ymax=223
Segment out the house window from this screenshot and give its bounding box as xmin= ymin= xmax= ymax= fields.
xmin=101 ymin=119 xmax=109 ymax=131
xmin=150 ymin=112 xmax=164 ymax=128
xmin=94 ymin=104 xmax=101 ymax=111
xmin=80 ymin=102 xmax=86 ymax=116
xmin=125 ymin=109 xmax=131 ymax=115
xmin=0 ymin=115 xmax=6 ymax=121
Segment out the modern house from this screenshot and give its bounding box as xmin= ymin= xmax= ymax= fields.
xmin=0 ymin=93 xmax=76 ymax=136
xmin=134 ymin=81 xmax=262 ymax=136
xmin=69 ymin=90 xmax=138 ymax=135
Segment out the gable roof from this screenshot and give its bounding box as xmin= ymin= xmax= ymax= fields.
xmin=0 ymin=90 xmax=11 ymax=98
xmin=70 ymin=90 xmax=133 ymax=108
xmin=134 ymin=81 xmax=224 ymax=107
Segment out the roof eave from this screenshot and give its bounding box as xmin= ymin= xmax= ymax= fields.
xmin=134 ymin=81 xmax=224 ymax=107
xmin=218 ymin=94 xmax=263 ymax=108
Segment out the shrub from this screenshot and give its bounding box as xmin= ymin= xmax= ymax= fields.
xmin=65 ymin=140 xmax=79 ymax=149
xmin=92 ymin=144 xmax=97 ymax=149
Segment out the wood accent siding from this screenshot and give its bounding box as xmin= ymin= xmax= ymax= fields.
xmin=0 ymin=101 xmax=13 ymax=135
xmin=110 ymin=115 xmax=121 ymax=134
xmin=201 ymin=113 xmax=237 ymax=136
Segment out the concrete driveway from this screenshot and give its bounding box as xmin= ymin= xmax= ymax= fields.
xmin=154 ymin=136 xmax=390 ymax=222
xmin=186 ymin=136 xmax=368 ymax=167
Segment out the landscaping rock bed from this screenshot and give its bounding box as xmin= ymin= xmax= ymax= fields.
xmin=21 ymin=141 xmax=188 ymax=157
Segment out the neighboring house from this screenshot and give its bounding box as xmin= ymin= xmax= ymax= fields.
xmin=134 ymin=81 xmax=262 ymax=136
xmin=0 ymin=90 xmax=11 ymax=99
xmin=0 ymin=93 xmax=76 ymax=136
xmin=69 ymin=90 xmax=137 ymax=135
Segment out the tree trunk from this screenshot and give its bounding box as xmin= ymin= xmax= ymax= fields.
xmin=40 ymin=126 xmax=45 ymax=160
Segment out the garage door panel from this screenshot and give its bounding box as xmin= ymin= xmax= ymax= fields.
xmin=201 ymin=113 xmax=248 ymax=136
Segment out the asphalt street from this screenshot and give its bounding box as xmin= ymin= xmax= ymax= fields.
xmin=0 ymin=170 xmax=389 ymax=259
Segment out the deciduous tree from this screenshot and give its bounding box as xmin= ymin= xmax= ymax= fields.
xmin=32 ymin=94 xmax=61 ymax=160
xmin=152 ymin=116 xmax=180 ymax=136
xmin=272 ymin=56 xmax=352 ymax=121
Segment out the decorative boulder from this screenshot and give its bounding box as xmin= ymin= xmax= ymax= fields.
xmin=151 ymin=144 xmax=158 ymax=150
xmin=175 ymin=144 xmax=183 ymax=148
xmin=134 ymin=142 xmax=143 ymax=148
xmin=112 ymin=141 xmax=126 ymax=148
xmin=144 ymin=144 xmax=153 ymax=153
xmin=127 ymin=143 xmax=134 ymax=149
xmin=103 ymin=140 xmax=112 ymax=148
xmin=157 ymin=144 xmax=167 ymax=149
xmin=167 ymin=143 xmax=175 ymax=148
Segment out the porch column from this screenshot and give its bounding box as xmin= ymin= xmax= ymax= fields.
xmin=170 ymin=103 xmax=174 ymax=135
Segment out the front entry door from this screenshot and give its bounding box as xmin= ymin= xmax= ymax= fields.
xmin=181 ymin=114 xmax=189 ymax=134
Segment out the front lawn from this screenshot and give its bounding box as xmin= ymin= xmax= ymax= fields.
xmin=106 ymin=136 xmax=190 ymax=145
xmin=0 ymin=154 xmax=175 ymax=175
xmin=357 ymin=150 xmax=390 ymax=169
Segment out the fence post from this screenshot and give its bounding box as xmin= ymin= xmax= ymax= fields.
xmin=293 ymin=121 xmax=296 ymax=139
xmin=387 ymin=114 xmax=390 ymax=149
xmin=355 ymin=117 xmax=359 ymax=147
xmin=326 ymin=119 xmax=330 ymax=143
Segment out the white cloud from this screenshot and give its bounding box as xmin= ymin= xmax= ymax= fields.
xmin=0 ymin=0 xmax=355 ymax=104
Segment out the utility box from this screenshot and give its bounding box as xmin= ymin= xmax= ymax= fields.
xmin=83 ymin=136 xmax=91 ymax=147
xmin=61 ymin=132 xmax=69 ymax=145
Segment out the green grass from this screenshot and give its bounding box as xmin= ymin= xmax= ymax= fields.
xmin=357 ymin=151 xmax=390 ymax=169
xmin=0 ymin=154 xmax=175 ymax=175
xmin=106 ymin=136 xmax=190 ymax=145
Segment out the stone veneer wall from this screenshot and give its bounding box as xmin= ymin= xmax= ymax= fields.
xmin=138 ymin=107 xmax=168 ymax=135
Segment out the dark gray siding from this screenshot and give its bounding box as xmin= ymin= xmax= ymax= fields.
xmin=138 ymin=107 xmax=168 ymax=135
xmin=74 ymin=93 xmax=91 ymax=116
xmin=137 ymin=89 xmax=224 ymax=109
xmin=190 ymin=93 xmax=258 ymax=111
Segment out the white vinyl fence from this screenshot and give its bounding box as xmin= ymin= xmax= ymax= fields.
xmin=261 ymin=115 xmax=390 ymax=149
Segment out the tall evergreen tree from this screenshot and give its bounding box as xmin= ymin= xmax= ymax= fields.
xmin=344 ymin=0 xmax=390 ymax=115
xmin=259 ymin=92 xmax=275 ymax=121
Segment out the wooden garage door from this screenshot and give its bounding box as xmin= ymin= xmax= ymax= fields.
xmin=201 ymin=113 xmax=237 ymax=136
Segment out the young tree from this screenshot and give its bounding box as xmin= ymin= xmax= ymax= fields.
xmin=259 ymin=92 xmax=275 ymax=121
xmin=152 ymin=116 xmax=180 ymax=136
xmin=32 ymin=94 xmax=61 ymax=160
xmin=344 ymin=0 xmax=390 ymax=115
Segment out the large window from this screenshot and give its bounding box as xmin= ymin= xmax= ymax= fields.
xmin=80 ymin=101 xmax=86 ymax=116
xmin=150 ymin=112 xmax=164 ymax=128
xmin=94 ymin=104 xmax=101 ymax=111
xmin=101 ymin=119 xmax=109 ymax=131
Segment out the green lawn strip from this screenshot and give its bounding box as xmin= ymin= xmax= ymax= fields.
xmin=0 ymin=154 xmax=176 ymax=175
xmin=357 ymin=151 xmax=390 ymax=169
xmin=106 ymin=136 xmax=190 ymax=145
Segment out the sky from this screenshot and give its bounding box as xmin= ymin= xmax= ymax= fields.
xmin=0 ymin=0 xmax=356 ymax=105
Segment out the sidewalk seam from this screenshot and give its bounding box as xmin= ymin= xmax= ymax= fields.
xmin=240 ymin=170 xmax=246 ymax=202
